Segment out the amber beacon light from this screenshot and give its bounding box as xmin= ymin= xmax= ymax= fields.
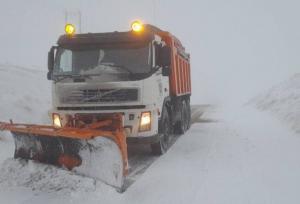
xmin=65 ymin=23 xmax=76 ymax=35
xmin=131 ymin=20 xmax=144 ymax=32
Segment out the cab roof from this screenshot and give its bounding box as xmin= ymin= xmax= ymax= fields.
xmin=58 ymin=25 xmax=163 ymax=49
xmin=57 ymin=24 xmax=187 ymax=56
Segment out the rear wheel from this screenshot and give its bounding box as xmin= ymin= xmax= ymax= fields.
xmin=186 ymin=99 xmax=191 ymax=129
xmin=175 ymin=100 xmax=188 ymax=134
xmin=151 ymin=107 xmax=171 ymax=155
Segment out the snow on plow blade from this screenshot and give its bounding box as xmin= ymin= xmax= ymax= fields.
xmin=0 ymin=114 xmax=128 ymax=191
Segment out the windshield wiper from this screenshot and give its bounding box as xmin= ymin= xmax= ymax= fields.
xmin=98 ymin=63 xmax=133 ymax=75
xmin=53 ymin=64 xmax=132 ymax=83
xmin=53 ymin=74 xmax=74 ymax=83
xmin=54 ymin=72 xmax=111 ymax=83
xmin=53 ymin=74 xmax=95 ymax=83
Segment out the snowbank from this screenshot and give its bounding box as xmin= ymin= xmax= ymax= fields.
xmin=0 ymin=64 xmax=51 ymax=124
xmin=249 ymin=74 xmax=300 ymax=133
xmin=0 ymin=159 xmax=96 ymax=194
xmin=0 ymin=64 xmax=51 ymax=163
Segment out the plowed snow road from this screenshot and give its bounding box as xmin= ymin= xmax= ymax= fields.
xmin=1 ymin=104 xmax=300 ymax=204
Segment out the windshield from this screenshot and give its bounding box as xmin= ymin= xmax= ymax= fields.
xmin=53 ymin=44 xmax=152 ymax=81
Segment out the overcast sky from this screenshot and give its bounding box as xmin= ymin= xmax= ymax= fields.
xmin=0 ymin=0 xmax=299 ymax=105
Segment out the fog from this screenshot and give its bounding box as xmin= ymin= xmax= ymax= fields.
xmin=0 ymin=0 xmax=299 ymax=105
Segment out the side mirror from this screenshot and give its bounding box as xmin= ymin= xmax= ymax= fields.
xmin=162 ymin=67 xmax=170 ymax=76
xmin=47 ymin=46 xmax=56 ymax=80
xmin=47 ymin=71 xmax=53 ymax=80
xmin=156 ymin=45 xmax=171 ymax=68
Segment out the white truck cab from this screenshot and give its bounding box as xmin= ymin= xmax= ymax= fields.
xmin=48 ymin=22 xmax=191 ymax=154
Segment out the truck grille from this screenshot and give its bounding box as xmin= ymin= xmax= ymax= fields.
xmin=60 ymin=88 xmax=139 ymax=104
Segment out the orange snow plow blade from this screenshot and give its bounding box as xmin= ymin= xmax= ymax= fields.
xmin=0 ymin=114 xmax=128 ymax=191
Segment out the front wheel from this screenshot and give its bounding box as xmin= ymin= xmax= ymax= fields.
xmin=151 ymin=107 xmax=171 ymax=155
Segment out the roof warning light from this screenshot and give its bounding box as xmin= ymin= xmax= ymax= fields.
xmin=131 ymin=20 xmax=144 ymax=33
xmin=65 ymin=23 xmax=75 ymax=35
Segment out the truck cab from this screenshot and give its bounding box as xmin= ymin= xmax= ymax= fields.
xmin=47 ymin=21 xmax=191 ymax=154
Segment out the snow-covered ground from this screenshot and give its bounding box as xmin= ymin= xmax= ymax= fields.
xmin=0 ymin=64 xmax=51 ymax=124
xmin=250 ymin=74 xmax=300 ymax=133
xmin=0 ymin=66 xmax=300 ymax=203
xmin=0 ymin=64 xmax=51 ymax=165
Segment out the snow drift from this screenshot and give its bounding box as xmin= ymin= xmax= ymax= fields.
xmin=0 ymin=64 xmax=51 ymax=163
xmin=249 ymin=74 xmax=300 ymax=133
xmin=0 ymin=64 xmax=51 ymax=124
xmin=0 ymin=159 xmax=96 ymax=194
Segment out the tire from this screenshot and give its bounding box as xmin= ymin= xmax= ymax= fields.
xmin=186 ymin=99 xmax=191 ymax=129
xmin=151 ymin=107 xmax=171 ymax=155
xmin=174 ymin=100 xmax=188 ymax=134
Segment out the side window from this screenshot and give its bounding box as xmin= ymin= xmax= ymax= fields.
xmin=59 ymin=50 xmax=72 ymax=72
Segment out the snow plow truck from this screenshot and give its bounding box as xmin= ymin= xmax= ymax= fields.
xmin=0 ymin=21 xmax=191 ymax=191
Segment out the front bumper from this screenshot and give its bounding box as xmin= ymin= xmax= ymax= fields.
xmin=51 ymin=104 xmax=160 ymax=138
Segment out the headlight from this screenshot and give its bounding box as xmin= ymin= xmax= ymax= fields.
xmin=53 ymin=113 xmax=62 ymax=128
xmin=139 ymin=111 xmax=151 ymax=132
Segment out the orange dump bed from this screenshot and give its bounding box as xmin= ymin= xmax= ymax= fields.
xmin=161 ymin=33 xmax=191 ymax=97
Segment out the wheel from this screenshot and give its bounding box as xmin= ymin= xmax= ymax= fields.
xmin=182 ymin=100 xmax=190 ymax=131
xmin=151 ymin=107 xmax=171 ymax=155
xmin=186 ymin=99 xmax=191 ymax=130
xmin=174 ymin=100 xmax=188 ymax=134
